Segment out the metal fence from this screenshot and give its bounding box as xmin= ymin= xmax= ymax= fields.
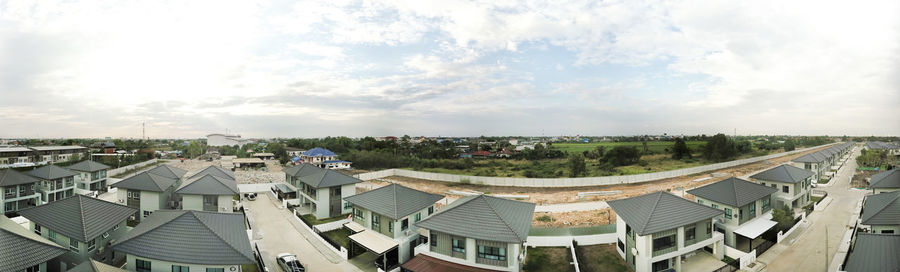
xmin=356 ymin=144 xmax=836 ymax=187
xmin=253 ymin=244 xmax=267 ymax=272
xmin=713 ymin=258 xmax=740 ymax=272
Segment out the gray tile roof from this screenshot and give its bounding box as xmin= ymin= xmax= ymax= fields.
xmin=66 ymin=160 xmax=111 ymax=172
xmin=861 ymin=191 xmax=900 ymax=226
xmin=294 ymin=167 xmax=362 ymax=188
xmin=0 ymin=215 xmax=68 ymax=272
xmin=188 ymin=165 xmax=235 ymax=180
xmin=111 ymin=210 xmax=254 ymax=265
xmin=146 ymin=164 xmax=188 ymax=180
xmin=870 ymin=169 xmax=900 ymax=189
xmin=27 ymin=164 xmax=77 ymax=180
xmin=0 ymin=169 xmax=40 ymax=187
xmin=749 ymin=164 xmax=814 ymax=184
xmin=687 ymin=177 xmax=778 ymax=207
xmin=176 ymin=174 xmax=240 ymax=195
xmin=70 ymin=260 xmax=128 ymax=272
xmin=415 ymin=194 xmax=535 ymax=243
xmin=867 ymin=141 xmax=900 ymax=150
xmin=111 ymin=172 xmax=177 ymax=192
xmin=607 ymin=191 xmax=723 ymax=236
xmin=792 ymin=152 xmax=828 ymax=163
xmin=18 ymin=195 xmax=136 ymax=242
xmin=843 ymin=233 xmax=900 ymax=272
xmin=344 ymin=183 xmax=444 ymax=220
xmin=283 ymin=163 xmax=322 ymax=177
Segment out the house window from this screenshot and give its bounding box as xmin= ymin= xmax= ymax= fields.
xmin=113 ymin=224 xmax=120 ymax=231
xmin=762 ymin=198 xmax=771 ymax=211
xmin=207 ymin=269 xmax=225 ymax=272
xmin=652 ymin=235 xmax=675 ymax=252
xmin=430 ymin=233 xmax=437 ymax=246
xmin=4 ymin=187 xmax=14 ymax=197
xmin=4 ymin=202 xmax=15 ymax=212
xmin=452 ymin=237 xmax=466 ymax=253
xmin=883 ymin=230 xmax=895 ymax=234
xmin=136 ymin=259 xmax=151 ymax=272
xmin=353 ymin=208 xmax=364 ymax=221
xmin=372 ymin=214 xmax=380 ymax=230
xmin=203 ymin=195 xmax=218 ymax=206
xmin=414 ymin=213 xmax=422 ymax=222
xmin=333 ymin=187 xmax=341 ymax=196
xmin=49 ymin=230 xmax=57 ymax=241
xmin=26 ymin=264 xmax=40 ymax=272
xmin=102 ymin=232 xmax=110 ymax=239
xmin=144 ymin=211 xmax=152 ymax=217
xmin=782 ymin=185 xmax=789 ymax=193
xmin=697 ymin=199 xmax=703 ymax=204
xmin=724 ymin=208 xmax=732 ymax=219
xmin=617 ymin=239 xmax=624 ymax=251
xmin=172 ymin=265 xmax=189 ymax=272
xmin=477 ymin=245 xmax=506 ymax=261
xmin=771 ymin=184 xmax=776 ymax=188
xmin=712 ymin=204 xmax=718 ymax=209
xmin=34 ymin=224 xmax=41 ymax=235
xmin=402 ymin=218 xmax=409 ymax=231
xmin=388 ymin=221 xmax=393 ymax=232
xmin=70 ymin=239 xmax=79 ymax=252
xmin=428 ymin=206 xmax=434 ymax=215
xmin=652 ymin=260 xmax=669 ymax=272
xmin=88 ymin=239 xmax=97 ymax=251
xmin=344 ymin=202 xmax=352 ymax=209
xmin=685 ymin=227 xmax=696 ymax=241
xmin=749 ymin=203 xmax=756 ymax=216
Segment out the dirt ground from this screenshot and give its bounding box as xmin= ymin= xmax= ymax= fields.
xmin=356 ymin=145 xmax=835 ymax=227
xmin=851 ymin=169 xmax=878 ymax=188
xmin=166 ymin=158 xmax=286 ymax=184
xmin=532 ymin=209 xmax=616 ymax=227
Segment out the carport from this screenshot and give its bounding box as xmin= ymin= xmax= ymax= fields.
xmin=348 ymin=229 xmax=399 ymax=271
xmin=734 ymin=214 xmax=778 ymax=253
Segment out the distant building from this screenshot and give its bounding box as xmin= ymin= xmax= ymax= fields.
xmin=252 ymin=152 xmax=275 ymax=160
xmin=282 ymin=164 xmax=361 ymax=219
xmin=0 ymin=145 xmax=89 ymax=169
xmin=0 ymin=169 xmax=42 ymax=216
xmin=66 ymin=160 xmax=111 ymax=193
xmin=285 ymin=147 xmax=306 ymax=158
xmin=27 ymin=165 xmax=78 ymax=203
xmin=324 ymin=160 xmax=353 ymax=169
xmin=508 ymin=138 xmax=519 ymax=145
xmin=471 ymin=150 xmax=491 ymax=158
xmin=868 ymin=169 xmax=900 ymax=194
xmin=300 ymin=147 xmax=339 ymax=167
xmin=206 ymin=134 xmax=253 ymax=147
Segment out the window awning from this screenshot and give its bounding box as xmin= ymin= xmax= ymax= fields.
xmin=272 ymin=183 xmax=295 ymax=193
xmin=349 ymin=230 xmax=399 ymax=255
xmin=733 ymin=213 xmax=777 ymax=239
xmin=344 ymin=221 xmax=366 ymax=233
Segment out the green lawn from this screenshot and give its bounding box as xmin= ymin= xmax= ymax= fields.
xmin=551 ymin=141 xmax=706 ymax=154
xmin=524 ymin=247 xmax=575 ymax=272
xmin=577 ymin=244 xmax=631 ymax=272
xmin=321 ymin=228 xmax=351 ymax=248
xmin=301 ymin=214 xmax=348 ymax=225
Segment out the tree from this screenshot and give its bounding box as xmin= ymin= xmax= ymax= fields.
xmin=672 ymin=139 xmax=692 ymax=160
xmin=783 ymin=139 xmax=796 ymax=151
xmin=702 ymin=133 xmax=737 ymax=161
xmin=601 ymin=146 xmax=641 ymax=166
xmin=772 ymin=204 xmax=796 ymax=231
xmin=567 ymin=154 xmax=586 ymax=177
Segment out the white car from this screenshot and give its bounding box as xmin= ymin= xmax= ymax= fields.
xmin=276 ymin=253 xmax=305 ymax=272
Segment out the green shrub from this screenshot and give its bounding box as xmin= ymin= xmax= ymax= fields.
xmin=536 ymin=215 xmax=552 ymax=222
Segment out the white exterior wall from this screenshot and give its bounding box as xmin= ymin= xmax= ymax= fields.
xmin=340 ymin=184 xmax=355 ymax=215
xmin=617 ymin=217 xmax=724 ymax=272
xmin=314 ymin=187 xmax=330 ymax=219
xmin=219 ymin=195 xmax=234 ymax=213
xmin=140 ymin=191 xmax=162 ymax=218
xmin=418 ymin=229 xmax=522 ymax=271
xmin=125 ymin=254 xmax=245 ymax=272
xmin=871 ymin=225 xmax=900 ymax=234
xmin=182 ymin=195 xmax=202 ymax=211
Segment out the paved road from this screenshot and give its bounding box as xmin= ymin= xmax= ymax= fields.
xmin=758 ymin=146 xmax=868 ymax=272
xmin=246 ymin=194 xmax=362 ymax=272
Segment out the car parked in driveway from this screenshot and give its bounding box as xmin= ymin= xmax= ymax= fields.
xmin=246 ymin=192 xmax=258 ymax=201
xmin=276 ymin=253 xmax=305 ymax=272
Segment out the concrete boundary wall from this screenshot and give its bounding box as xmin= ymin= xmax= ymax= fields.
xmin=527 ymin=233 xmax=616 ymax=247
xmin=107 ymin=158 xmax=159 ymax=177
xmin=356 ymin=144 xmax=835 ymax=188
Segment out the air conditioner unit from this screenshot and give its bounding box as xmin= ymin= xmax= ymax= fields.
xmin=118 ymin=199 xmax=124 ymax=203
xmin=404 ymin=230 xmax=411 ymax=236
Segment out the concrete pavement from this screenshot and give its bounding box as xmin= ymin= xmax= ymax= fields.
xmin=246 ymin=194 xmax=363 ymax=272
xmin=757 ymin=146 xmax=868 ymax=272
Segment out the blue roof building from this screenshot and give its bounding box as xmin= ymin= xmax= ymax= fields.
xmin=302 ymin=147 xmax=337 ymax=157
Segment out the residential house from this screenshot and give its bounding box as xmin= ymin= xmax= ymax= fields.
xmin=868 ymin=169 xmax=899 ymax=194
xmin=403 ymin=194 xmax=535 ymax=272
xmin=206 ymin=133 xmax=253 ymax=147
xmin=0 ymin=146 xmax=35 ymax=167
xmin=111 ymin=210 xmax=255 ymax=272
xmin=283 ymin=164 xmax=361 ymax=218
xmin=285 ymin=147 xmax=305 ymax=158
xmin=471 ymin=151 xmax=491 ymax=159
xmin=324 ymin=160 xmax=353 ymax=169
xmin=66 ymin=160 xmax=111 ymax=193
xmin=252 ymin=152 xmax=275 ymax=160
xmin=0 ymin=215 xmax=68 ymax=272
xmin=865 ymin=141 xmax=900 ymax=156
xmin=687 ymin=177 xmax=778 ymax=253
xmin=344 ymin=183 xmax=445 ymax=271
xmin=19 ymin=195 xmax=136 ymax=270
xmin=859 ymin=190 xmax=900 ymax=234
xmin=232 ymin=158 xmax=264 ymax=169
xmin=608 ymin=191 xmax=725 ymax=272
xmin=111 ymin=167 xmax=184 ymax=221
xmin=1 ymin=169 xmax=42 ymax=216
xmin=300 ymin=147 xmax=339 ymax=167
xmin=188 ymin=165 xmax=235 ymax=180
xmin=841 ymin=233 xmax=900 ymax=272
xmin=175 ymin=173 xmax=239 ymax=213
xmin=748 ymin=164 xmax=815 ymax=209
xmin=30 ymin=146 xmax=90 ymax=165
xmin=27 ymin=165 xmax=77 ymax=203
xmin=70 ymin=260 xmax=128 ymax=272
xmin=791 ymin=152 xmax=826 ymax=182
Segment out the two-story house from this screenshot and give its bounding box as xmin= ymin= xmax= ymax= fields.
xmin=608 ymin=191 xmax=725 ymax=272
xmin=1 ymin=169 xmax=42 ymax=217
xmin=27 ymin=165 xmax=77 ymax=203
xmin=403 ymin=194 xmax=536 ymax=272
xmin=868 ymin=169 xmax=899 ymax=194
xmin=300 ymin=147 xmax=339 ymax=167
xmin=283 ymin=164 xmax=361 ymax=219
xmin=0 ymin=146 xmax=34 ymax=167
xmin=790 ymin=152 xmax=827 ymax=183
xmin=749 ymin=164 xmax=815 ymax=210
xmin=29 ymin=146 xmax=89 ymax=165
xmin=859 ymin=190 xmax=900 ymax=234
xmin=112 ymin=172 xmax=179 ymax=221
xmin=66 ymin=160 xmax=111 ymax=193
xmin=0 ymin=215 xmax=68 ymax=272
xmin=687 ymin=177 xmax=779 ymax=253
xmin=344 ymin=183 xmax=445 ymax=271
xmin=19 ymin=195 xmax=136 ymax=271
xmin=175 ymin=173 xmax=239 ymax=213
xmin=111 ymin=210 xmax=255 ymax=272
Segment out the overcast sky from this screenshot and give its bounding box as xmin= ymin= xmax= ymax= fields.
xmin=1 ymin=0 xmax=898 ymax=139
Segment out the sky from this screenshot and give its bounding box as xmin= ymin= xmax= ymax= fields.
xmin=1 ymin=0 xmax=898 ymax=139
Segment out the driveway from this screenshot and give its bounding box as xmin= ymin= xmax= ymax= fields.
xmin=758 ymin=146 xmax=868 ymax=272
xmin=245 ymin=194 xmax=362 ymax=272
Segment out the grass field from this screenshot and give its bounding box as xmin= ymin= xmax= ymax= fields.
xmin=523 ymin=247 xmax=575 ymax=272
xmin=550 ymin=141 xmax=706 ymax=154
xmin=578 ymin=244 xmax=632 ymax=272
